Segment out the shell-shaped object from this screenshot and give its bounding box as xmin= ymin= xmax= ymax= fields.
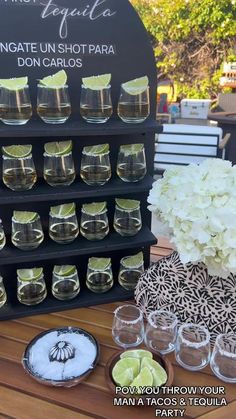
xmin=49 ymin=341 xmax=75 ymax=363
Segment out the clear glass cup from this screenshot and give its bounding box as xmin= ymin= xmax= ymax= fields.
xmin=112 ymin=304 xmax=144 ymax=348
xmin=52 ymin=267 xmax=80 ymax=300
xmin=118 ymin=86 xmax=150 ymax=123
xmin=145 ymin=309 xmax=178 ymax=354
xmin=43 ymin=152 xmax=75 ymax=187
xmin=117 ymin=144 xmax=147 ymax=182
xmin=118 ymin=255 xmax=144 ymax=290
xmin=86 ymin=259 xmax=113 ymax=293
xmin=17 ymin=270 xmax=47 ymax=306
xmin=0 ymin=85 xmax=32 ymax=125
xmin=0 ymin=221 xmax=6 ymax=251
xmin=210 ymin=333 xmax=236 ymax=383
xmin=2 ymin=154 xmax=37 ymax=191
xmin=37 ymin=85 xmax=71 ymax=124
xmin=0 ymin=276 xmax=7 ymax=308
xmin=80 ymin=85 xmax=113 ymax=123
xmin=114 ymin=203 xmax=142 ymax=237
xmin=11 ymin=213 xmax=44 ymax=251
xmin=175 ymin=323 xmax=211 ymax=371
xmin=80 ymin=205 xmax=109 ymax=241
xmin=80 ymin=146 xmax=111 ymax=186
xmin=49 ymin=210 xmax=79 ymax=244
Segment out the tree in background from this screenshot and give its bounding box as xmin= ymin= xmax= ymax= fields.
xmin=131 ymin=0 xmax=236 ymax=98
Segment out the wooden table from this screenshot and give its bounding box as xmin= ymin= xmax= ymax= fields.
xmin=0 ymin=240 xmax=235 ymax=419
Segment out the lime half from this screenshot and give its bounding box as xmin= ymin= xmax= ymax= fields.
xmin=82 ymin=74 xmax=111 ymax=90
xmin=88 ymin=257 xmax=111 ymax=271
xmin=44 ymin=140 xmax=72 ymax=156
xmin=130 ymin=367 xmax=153 ymax=394
xmin=141 ymin=357 xmax=167 ymax=387
xmin=50 ymin=202 xmax=76 ymax=218
xmin=115 ymin=199 xmax=140 ymax=211
xmin=40 ymin=70 xmax=67 ymax=88
xmin=17 ymin=268 xmax=43 ymax=282
xmin=112 ymin=358 xmax=140 ymax=386
xmin=53 ymin=265 xmax=77 ymax=277
xmin=83 ymin=144 xmax=109 ymax=155
xmin=2 ymin=145 xmax=32 ymax=158
xmin=0 ymin=76 xmax=28 ymax=90
xmin=120 ymin=144 xmax=144 ymax=155
xmin=120 ymin=349 xmax=152 ymax=360
xmin=82 ymin=202 xmax=106 ymax=215
xmin=13 ymin=211 xmax=38 ymax=224
xmin=122 ymin=76 xmax=149 ymax=95
xmin=122 ymin=252 xmax=144 ymax=269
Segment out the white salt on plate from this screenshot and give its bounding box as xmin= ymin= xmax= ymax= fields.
xmin=28 ymin=329 xmax=97 ymax=381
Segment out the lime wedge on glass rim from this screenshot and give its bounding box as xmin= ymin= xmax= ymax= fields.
xmin=141 ymin=357 xmax=167 ymax=387
xmin=82 ymin=202 xmax=106 ymax=215
xmin=122 ymin=252 xmax=144 ymax=269
xmin=88 ymin=257 xmax=111 ymax=271
xmin=2 ymin=145 xmax=32 ymax=158
xmin=112 ymin=357 xmax=140 ymax=386
xmin=39 ymin=70 xmax=67 ymax=88
xmin=83 ymin=144 xmax=109 ymax=155
xmin=44 ymin=140 xmax=72 ymax=156
xmin=120 ymin=349 xmax=153 ymax=360
xmin=53 ymin=265 xmax=77 ymax=277
xmin=82 ymin=74 xmax=111 ymax=90
xmin=0 ymin=76 xmax=28 ymax=90
xmin=130 ymin=367 xmax=153 ymax=393
xmin=122 ymin=76 xmax=149 ymax=95
xmin=17 ymin=267 xmax=43 ymax=282
xmin=50 ymin=202 xmax=76 ymax=218
xmin=120 ymin=144 xmax=144 ymax=155
xmin=13 ymin=211 xmax=38 ymax=223
xmin=115 ymin=198 xmax=140 ymax=211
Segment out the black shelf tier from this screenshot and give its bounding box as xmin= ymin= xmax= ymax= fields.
xmin=0 ymin=227 xmax=157 ymax=266
xmin=0 ymin=175 xmax=154 ymax=205
xmin=0 ymin=282 xmax=134 ymax=321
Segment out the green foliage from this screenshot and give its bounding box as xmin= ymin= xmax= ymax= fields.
xmin=131 ymin=0 xmax=236 ymax=98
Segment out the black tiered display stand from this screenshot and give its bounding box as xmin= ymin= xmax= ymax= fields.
xmin=0 ymin=0 xmax=161 ymax=320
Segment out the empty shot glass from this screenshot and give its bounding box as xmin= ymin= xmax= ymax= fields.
xmin=0 ymin=82 xmax=32 ymax=125
xmin=86 ymin=257 xmax=113 ymax=293
xmin=118 ymin=252 xmax=144 ymax=291
xmin=37 ymin=84 xmax=71 ymax=124
xmin=210 ymin=333 xmax=236 ymax=383
xmin=52 ymin=265 xmax=80 ymax=300
xmin=112 ymin=304 xmax=144 ymax=348
xmin=175 ymin=323 xmax=211 ymax=371
xmin=2 ymin=145 xmax=37 ymax=191
xmin=114 ymin=199 xmax=142 ymax=237
xmin=80 ymin=83 xmax=113 ymax=123
xmin=80 ymin=144 xmax=111 ymax=186
xmin=43 ymin=141 xmax=75 ymax=187
xmin=11 ymin=211 xmax=44 ymax=251
xmin=0 ymin=276 xmax=7 ymax=308
xmin=80 ymin=202 xmax=109 ymax=241
xmin=49 ymin=203 xmax=79 ymax=244
xmin=17 ymin=267 xmax=47 ymax=306
xmin=145 ymin=309 xmax=178 ymax=354
xmin=117 ymin=144 xmax=147 ymax=183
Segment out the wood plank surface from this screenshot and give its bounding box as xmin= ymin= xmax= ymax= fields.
xmin=0 ymin=241 xmax=235 ymax=419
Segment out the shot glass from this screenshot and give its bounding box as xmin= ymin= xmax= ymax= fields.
xmin=0 ymin=221 xmax=6 ymax=251
xmin=114 ymin=200 xmax=142 ymax=237
xmin=2 ymin=154 xmax=37 ymax=191
xmin=80 ymin=203 xmax=109 ymax=241
xmin=17 ymin=268 xmax=47 ymax=306
xmin=117 ymin=144 xmax=147 ymax=182
xmin=112 ymin=304 xmax=144 ymax=348
xmin=118 ymin=253 xmax=144 ymax=290
xmin=49 ymin=204 xmax=79 ymax=244
xmin=43 ymin=151 xmax=75 ymax=187
xmin=118 ymin=85 xmax=150 ymax=123
xmin=11 ymin=212 xmax=44 ymax=251
xmin=0 ymin=276 xmax=7 ymax=308
xmin=37 ymin=85 xmax=71 ymax=124
xmin=145 ymin=309 xmax=178 ymax=354
xmin=210 ymin=333 xmax=236 ymax=383
xmin=80 ymin=145 xmax=111 ymax=186
xmin=175 ymin=323 xmax=211 ymax=371
xmin=0 ymin=85 xmax=32 ymax=125
xmin=80 ymin=85 xmax=113 ymax=123
xmin=86 ymin=257 xmax=113 ymax=293
xmin=52 ymin=265 xmax=80 ymax=300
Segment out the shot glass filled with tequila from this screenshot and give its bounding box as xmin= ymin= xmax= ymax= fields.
xmin=0 ymin=77 xmax=32 ymax=125
xmin=52 ymin=265 xmax=80 ymax=300
xmin=80 ymin=144 xmax=111 ymax=186
xmin=43 ymin=140 xmax=75 ymax=187
xmin=11 ymin=211 xmax=44 ymax=251
xmin=2 ymin=144 xmax=37 ymax=191
xmin=86 ymin=257 xmax=113 ymax=293
xmin=118 ymin=252 xmax=144 ymax=290
xmin=0 ymin=220 xmax=6 ymax=251
xmin=49 ymin=202 xmax=79 ymax=244
xmin=17 ymin=267 xmax=47 ymax=306
xmin=117 ymin=144 xmax=147 ymax=182
xmin=114 ymin=199 xmax=142 ymax=237
xmin=80 ymin=202 xmax=109 ymax=241
xmin=118 ymin=76 xmax=150 ymax=123
xmin=80 ymin=74 xmax=113 ymax=123
xmin=0 ymin=276 xmax=7 ymax=308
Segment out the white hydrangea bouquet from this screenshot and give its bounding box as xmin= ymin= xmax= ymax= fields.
xmin=148 ymin=159 xmax=236 ymax=279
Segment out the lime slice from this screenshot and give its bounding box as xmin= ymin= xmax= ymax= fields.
xmin=83 ymin=144 xmax=109 ymax=155
xmin=122 ymin=76 xmax=149 ymax=95
xmin=50 ymin=203 xmax=76 ymax=218
xmin=130 ymin=367 xmax=153 ymax=394
xmin=120 ymin=349 xmax=152 ymax=360
xmin=13 ymin=211 xmax=38 ymax=224
xmin=82 ymin=202 xmax=106 ymax=215
xmin=122 ymin=252 xmax=144 ymax=269
xmin=2 ymin=144 xmax=32 ymax=158
xmin=53 ymin=265 xmax=77 ymax=277
xmin=141 ymin=357 xmax=167 ymax=387
xmin=0 ymin=76 xmax=28 ymax=90
xmin=88 ymin=257 xmax=111 ymax=271
xmin=112 ymin=358 xmax=140 ymax=386
xmin=120 ymin=144 xmax=144 ymax=155
xmin=44 ymin=140 xmax=72 ymax=156
xmin=17 ymin=267 xmax=43 ymax=282
xmin=40 ymin=70 xmax=67 ymax=88
xmin=82 ymin=74 xmax=111 ymax=90
xmin=115 ymin=199 xmax=140 ymax=211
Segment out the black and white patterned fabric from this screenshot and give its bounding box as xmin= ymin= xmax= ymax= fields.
xmin=135 ymin=251 xmax=236 ymax=344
